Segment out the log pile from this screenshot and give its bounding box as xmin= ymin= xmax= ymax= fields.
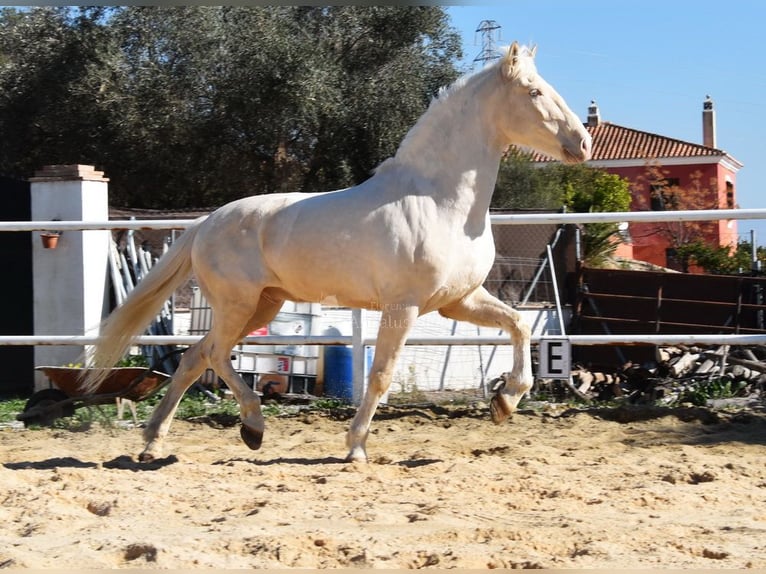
xmin=541 ymin=345 xmax=766 ymax=406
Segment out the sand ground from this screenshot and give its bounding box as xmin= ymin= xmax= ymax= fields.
xmin=1 ymin=402 xmax=765 ymax=569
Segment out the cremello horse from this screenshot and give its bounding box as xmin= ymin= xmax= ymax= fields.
xmin=84 ymin=42 xmax=591 ymax=462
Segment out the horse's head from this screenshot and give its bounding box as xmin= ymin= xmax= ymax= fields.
xmin=496 ymin=42 xmax=591 ymax=163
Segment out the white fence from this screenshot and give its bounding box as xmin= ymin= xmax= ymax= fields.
xmin=4 ymin=209 xmax=766 ymax=401
xmin=4 ymin=207 xmax=766 ymax=231
xmin=4 ymin=207 xmax=766 ymax=349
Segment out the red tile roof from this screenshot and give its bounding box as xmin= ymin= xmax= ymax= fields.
xmin=529 ymin=121 xmax=731 ymax=163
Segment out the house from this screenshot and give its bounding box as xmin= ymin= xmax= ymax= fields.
xmin=533 ymin=97 xmax=743 ymax=271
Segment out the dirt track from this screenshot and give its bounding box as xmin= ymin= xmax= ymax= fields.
xmin=1 ymin=402 xmax=766 ymax=569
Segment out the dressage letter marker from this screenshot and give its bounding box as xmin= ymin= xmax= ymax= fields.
xmin=538 ymin=338 xmax=571 ymax=378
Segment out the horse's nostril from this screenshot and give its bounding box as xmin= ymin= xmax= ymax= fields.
xmin=580 ymin=137 xmax=592 ymax=158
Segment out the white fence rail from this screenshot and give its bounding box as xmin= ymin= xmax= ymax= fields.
xmin=4 ymin=208 xmax=766 ymax=399
xmin=2 ymin=334 xmax=766 ymax=347
xmin=3 ymin=207 xmax=766 ymax=232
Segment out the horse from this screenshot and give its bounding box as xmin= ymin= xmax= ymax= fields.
xmin=84 ymin=42 xmax=591 ymax=463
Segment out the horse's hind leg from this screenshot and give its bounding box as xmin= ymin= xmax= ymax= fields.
xmin=140 ymin=343 xmax=209 ymax=461
xmin=439 ymin=287 xmax=533 ymax=423
xmin=139 ymin=295 xmax=282 ymax=461
xmin=206 ymin=294 xmax=284 ymax=451
xmin=346 ymin=305 xmax=418 ymax=462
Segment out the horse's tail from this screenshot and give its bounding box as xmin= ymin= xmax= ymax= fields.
xmin=81 ymin=218 xmax=204 ymax=393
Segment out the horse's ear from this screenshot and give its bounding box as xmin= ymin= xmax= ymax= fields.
xmin=530 ymin=44 xmax=538 ymax=58
xmin=502 ymin=41 xmax=520 ymax=78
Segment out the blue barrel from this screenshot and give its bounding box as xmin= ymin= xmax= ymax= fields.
xmin=323 ymin=346 xmax=353 ymax=401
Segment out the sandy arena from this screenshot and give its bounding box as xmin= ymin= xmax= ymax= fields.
xmin=1 ymin=402 xmax=765 ymax=569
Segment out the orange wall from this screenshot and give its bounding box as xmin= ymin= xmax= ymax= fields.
xmin=598 ymin=162 xmax=737 ymax=270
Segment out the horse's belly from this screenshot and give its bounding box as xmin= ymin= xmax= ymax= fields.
xmin=270 ymin=258 xmax=425 ymax=309
xmin=277 ymin=240 xmax=493 ymax=312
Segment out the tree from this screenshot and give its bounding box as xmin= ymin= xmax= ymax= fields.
xmin=678 ymin=240 xmax=766 ymax=275
xmin=0 ymin=6 xmax=462 ymax=208
xmin=0 ymin=7 xmax=115 ymax=178
xmin=492 ymin=151 xmax=631 ymax=265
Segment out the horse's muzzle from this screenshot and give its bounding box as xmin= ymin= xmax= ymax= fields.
xmin=562 ymin=137 xmax=592 ymax=164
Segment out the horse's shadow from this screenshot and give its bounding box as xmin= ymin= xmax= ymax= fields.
xmin=215 ymin=456 xmax=347 ymax=466
xmin=4 ymin=457 xmax=99 ymax=470
xmin=4 ymin=454 xmax=442 ymax=471
xmin=3 ymin=454 xmax=179 ymax=472
xmin=215 ymin=456 xmax=443 ymax=468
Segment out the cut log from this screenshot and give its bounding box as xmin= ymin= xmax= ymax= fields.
xmin=703 ymin=351 xmax=766 ymax=374
xmin=669 ymin=353 xmax=700 ymax=377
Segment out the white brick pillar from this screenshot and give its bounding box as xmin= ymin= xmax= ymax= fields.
xmin=30 ymin=165 xmax=110 ymax=390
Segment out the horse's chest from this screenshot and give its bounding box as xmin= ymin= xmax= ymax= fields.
xmin=421 ymin=231 xmax=495 ymax=286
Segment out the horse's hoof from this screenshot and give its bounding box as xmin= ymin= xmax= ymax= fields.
xmin=489 ymin=394 xmax=513 ymax=424
xmin=138 ymin=451 xmax=156 ymax=463
xmin=240 ymin=425 xmax=263 ymax=450
xmin=344 ymin=447 xmax=368 ymax=463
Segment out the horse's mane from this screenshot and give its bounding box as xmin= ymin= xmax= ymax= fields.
xmin=376 ymin=44 xmax=536 ymax=175
xmin=431 ymin=44 xmax=535 ymax=101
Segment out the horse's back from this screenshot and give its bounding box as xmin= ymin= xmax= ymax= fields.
xmin=190 ymin=174 xmax=495 ymax=310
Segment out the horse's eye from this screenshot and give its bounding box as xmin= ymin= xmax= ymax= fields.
xmin=529 ymin=88 xmax=541 ymax=97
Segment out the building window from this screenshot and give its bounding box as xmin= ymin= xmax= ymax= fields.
xmin=726 ymin=181 xmax=734 ymax=209
xmin=650 ymin=178 xmax=680 ymax=211
xmin=665 ymin=247 xmax=682 ymax=272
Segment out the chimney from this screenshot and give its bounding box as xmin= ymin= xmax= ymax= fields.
xmin=587 ymin=100 xmax=600 ymax=127
xmin=703 ymin=95 xmax=716 ymax=148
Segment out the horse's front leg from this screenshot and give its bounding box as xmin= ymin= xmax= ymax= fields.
xmin=440 ymin=287 xmax=533 ymax=423
xmin=346 ymin=305 xmax=418 ymax=462
xmin=140 ymin=345 xmax=208 ymax=461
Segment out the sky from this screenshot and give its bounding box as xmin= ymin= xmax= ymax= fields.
xmin=445 ymin=1 xmax=766 ymax=244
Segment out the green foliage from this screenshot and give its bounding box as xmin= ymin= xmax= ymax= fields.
xmin=0 ymin=397 xmax=26 ymax=423
xmin=115 ymin=354 xmax=150 ymax=368
xmin=678 ymin=240 xmax=766 ymax=275
xmin=675 ymin=376 xmax=746 ymax=406
xmin=62 ymin=354 xmax=147 ymax=368
xmin=492 ymin=148 xmax=558 ymax=209
xmin=173 ymin=394 xmax=238 ymax=419
xmin=492 ymin=153 xmax=631 ymax=266
xmin=0 ymin=6 xmax=462 ymax=208
xmin=0 ymin=7 xmax=116 ymax=179
xmin=311 ymin=398 xmax=347 ymax=409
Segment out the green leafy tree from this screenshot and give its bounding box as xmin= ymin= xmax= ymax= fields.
xmin=0 ymin=6 xmax=462 ymax=208
xmin=492 ymin=152 xmax=631 ymax=265
xmin=492 ymin=147 xmax=562 ymax=209
xmin=678 ymin=240 xmax=766 ymax=275
xmin=0 ymin=7 xmax=115 ymax=177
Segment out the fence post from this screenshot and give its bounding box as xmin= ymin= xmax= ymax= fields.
xmin=351 ymin=308 xmax=365 ymax=405
xmin=30 ymin=165 xmax=110 ymax=390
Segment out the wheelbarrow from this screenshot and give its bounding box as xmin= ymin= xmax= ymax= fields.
xmin=18 ymin=366 xmax=171 ymax=426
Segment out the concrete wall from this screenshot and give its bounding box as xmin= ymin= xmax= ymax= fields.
xmin=318 ymin=306 xmax=566 ymax=392
xmin=30 ymin=165 xmax=110 ymax=390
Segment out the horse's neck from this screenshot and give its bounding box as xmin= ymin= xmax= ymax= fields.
xmin=385 ymin=67 xmax=506 ymax=218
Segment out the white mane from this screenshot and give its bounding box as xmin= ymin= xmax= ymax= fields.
xmin=377 ymin=45 xmax=538 ymax=175
xmin=375 ymin=64 xmax=497 ymax=174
